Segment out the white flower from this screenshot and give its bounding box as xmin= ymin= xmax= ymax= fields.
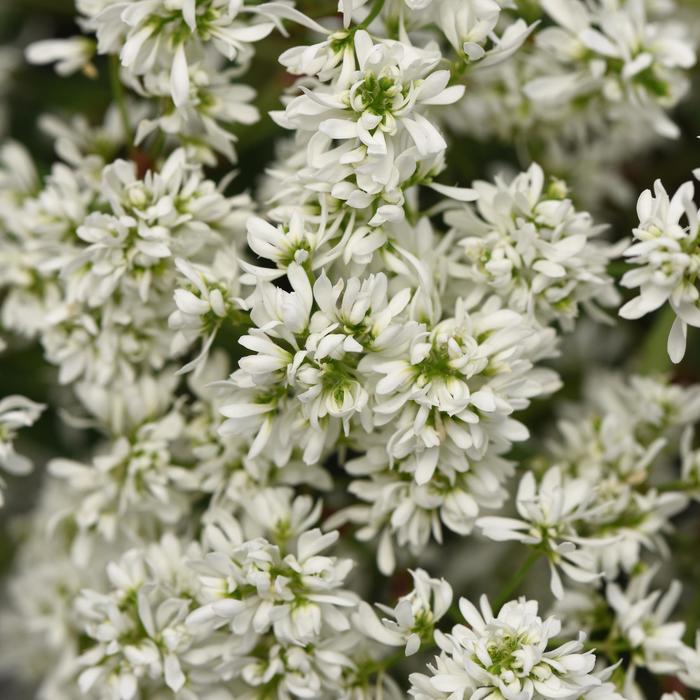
xmin=3 ymin=142 xmax=251 ymax=387
xmin=527 ymin=0 xmax=695 ymax=138
xmin=92 ymin=0 xmax=274 ymax=107
xmin=446 ymin=163 xmax=621 ymax=329
xmin=220 ymin=263 xmax=420 ymax=465
xmin=169 ymin=251 xmax=246 ymax=374
xmin=606 ymin=567 xmax=687 ymax=677
xmin=277 ymin=30 xmax=463 ymax=203
xmin=66 ymin=148 xmax=242 ymax=305
xmin=437 ymin=0 xmax=533 ymax=68
xmin=0 ymin=141 xmax=38 ymax=210
xmin=368 ymin=296 xmax=559 ymax=485
xmin=0 ymin=395 xmax=45 ymax=505
xmin=26 ymin=37 xmax=96 ymax=76
xmin=308 ymin=269 xmax=415 ymax=354
xmin=679 ymin=631 xmax=700 ymax=690
xmin=247 ymin=211 xmax=312 ymax=268
xmin=338 ymin=0 xmax=372 ymax=28
xmin=0 ymin=481 xmax=114 ymax=697
xmin=477 ymin=467 xmax=608 ymax=598
xmin=49 ymin=409 xmax=191 ymax=564
xmin=6 ymin=0 xmax=700 ymax=698
xmin=520 ymin=371 xmax=700 ymax=579
xmin=132 ymin=55 xmax=260 ymax=162
xmin=74 ymin=535 xmax=224 ymax=700
xmin=218 ymin=263 xmax=318 ymax=463
xmin=620 ymin=175 xmax=700 ymax=363
xmin=337 ymin=0 xmax=533 ymax=73
xmin=409 ymin=594 xmax=602 ymax=700
xmin=187 ymin=519 xmax=357 ymax=647
xmin=329 ymin=440 xmax=512 ymax=574
xmin=73 ymin=370 xmax=179 ymax=436
xmin=232 ymin=488 xmax=324 ymax=546
xmin=356 ymin=568 xmax=452 ymax=655
xmin=38 ymin=107 xmax=131 ymax=172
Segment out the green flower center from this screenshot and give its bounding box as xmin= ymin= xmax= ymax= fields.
xmin=483 ymin=632 xmax=529 ymax=675
xmin=355 ymin=72 xmax=402 ymax=116
xmin=414 ymin=344 xmax=461 ymax=384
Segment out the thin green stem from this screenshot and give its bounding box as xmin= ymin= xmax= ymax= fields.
xmin=403 ymin=200 xmax=418 ymax=226
xmin=149 ymin=129 xmax=166 ymax=161
xmin=109 ymin=54 xmax=133 ymax=150
xmin=450 ymin=55 xmax=469 ymax=82
xmin=446 ymin=550 xmax=541 ymax=624
xmin=358 ymin=0 xmax=385 ymax=28
xmin=493 ymin=551 xmax=540 ymax=611
xmin=379 ymin=649 xmax=407 ymax=670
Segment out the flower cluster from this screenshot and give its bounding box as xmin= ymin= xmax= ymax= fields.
xmin=74 ymin=535 xmax=209 ymax=699
xmin=0 ymin=140 xmax=250 ymax=386
xmin=553 ymin=564 xmax=700 ymax=698
xmin=527 ymin=0 xmax=695 ymax=140
xmin=445 ymin=163 xmax=621 ymax=329
xmin=1 ymin=0 xmax=700 ymax=698
xmin=409 ymin=594 xmax=608 ymax=699
xmin=26 ymin=0 xmax=283 ymax=162
xmin=621 ymin=170 xmax=700 ymax=362
xmin=479 ymin=373 xmax=700 ymax=591
xmin=447 ymin=0 xmax=696 ymax=210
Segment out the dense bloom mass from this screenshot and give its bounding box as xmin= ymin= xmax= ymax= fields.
xmin=446 ymin=163 xmax=621 ymax=329
xmin=1 ymin=0 xmax=700 ymax=698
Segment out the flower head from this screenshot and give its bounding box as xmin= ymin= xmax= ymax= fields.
xmin=409 ymin=594 xmax=602 ymax=699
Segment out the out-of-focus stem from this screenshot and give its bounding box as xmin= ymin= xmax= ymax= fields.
xmin=493 ymin=550 xmax=539 ymax=611
xmin=109 ymin=54 xmax=133 ymax=150
xmin=358 ymin=0 xmax=386 ymax=28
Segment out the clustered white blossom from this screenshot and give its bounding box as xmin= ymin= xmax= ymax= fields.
xmin=445 ymin=163 xmax=623 ymax=329
xmin=408 ymin=594 xmax=612 ymax=700
xmin=621 ymin=170 xmax=700 ymax=363
xmin=479 ymin=374 xmax=700 ymax=588
xmin=474 ymin=373 xmax=700 ymax=693
xmin=447 ymin=0 xmax=696 ymax=209
xmin=1 ymin=0 xmax=700 ymax=698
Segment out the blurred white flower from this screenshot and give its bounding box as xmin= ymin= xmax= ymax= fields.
xmin=0 ymin=394 xmax=45 ymax=506
xmin=527 ymin=0 xmax=695 ymax=138
xmin=605 ymin=567 xmax=689 ymax=692
xmin=26 ymin=37 xmax=96 ymax=77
